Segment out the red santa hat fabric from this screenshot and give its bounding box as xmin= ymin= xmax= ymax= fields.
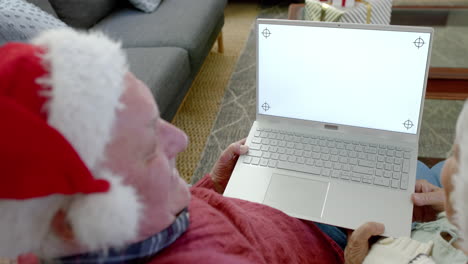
xmin=0 ymin=42 xmax=110 ymax=199
xmin=0 ymin=28 xmax=142 ymax=253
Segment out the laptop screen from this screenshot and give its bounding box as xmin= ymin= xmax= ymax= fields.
xmin=257 ymin=22 xmax=432 ymax=135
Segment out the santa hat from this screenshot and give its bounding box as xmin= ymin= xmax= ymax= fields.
xmin=0 ymin=28 xmax=142 ymax=255
xmin=451 ymin=101 xmax=468 ymax=252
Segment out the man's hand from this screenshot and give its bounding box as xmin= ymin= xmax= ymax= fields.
xmin=211 ymin=138 xmax=248 ymax=194
xmin=344 ymin=222 xmax=385 ymax=264
xmin=411 ymin=179 xmax=445 ymax=222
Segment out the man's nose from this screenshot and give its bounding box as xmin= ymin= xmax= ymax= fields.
xmin=159 ymin=120 xmax=188 ymax=158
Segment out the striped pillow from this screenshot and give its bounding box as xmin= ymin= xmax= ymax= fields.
xmin=0 ymin=0 xmax=67 ymax=45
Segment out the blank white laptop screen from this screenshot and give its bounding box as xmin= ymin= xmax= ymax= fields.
xmin=258 ymin=23 xmax=431 ymax=134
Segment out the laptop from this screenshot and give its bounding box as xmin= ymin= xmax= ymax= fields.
xmin=224 ymin=19 xmax=433 ymax=238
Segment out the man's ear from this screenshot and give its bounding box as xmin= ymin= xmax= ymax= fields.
xmin=51 ymin=209 xmax=75 ymax=242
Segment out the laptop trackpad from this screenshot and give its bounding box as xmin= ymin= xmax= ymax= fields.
xmin=263 ymin=173 xmax=329 ymax=219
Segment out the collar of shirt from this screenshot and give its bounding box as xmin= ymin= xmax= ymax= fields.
xmin=49 ymin=208 xmax=189 ymax=264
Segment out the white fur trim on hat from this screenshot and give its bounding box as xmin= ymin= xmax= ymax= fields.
xmin=67 ymin=170 xmax=142 ymax=251
xmin=32 ymin=28 xmax=126 ymax=171
xmin=451 ymin=101 xmax=468 ymax=251
xmin=31 ymin=28 xmax=142 ymax=251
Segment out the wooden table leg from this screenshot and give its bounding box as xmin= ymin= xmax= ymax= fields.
xmin=217 ymin=31 xmax=224 ymax=53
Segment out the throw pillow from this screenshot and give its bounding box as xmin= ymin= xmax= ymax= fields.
xmin=128 ymin=0 xmax=162 ymax=13
xmin=48 ymin=0 xmax=117 ymax=29
xmin=0 ymin=0 xmax=67 ymax=46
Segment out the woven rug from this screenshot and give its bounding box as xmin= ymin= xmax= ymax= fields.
xmin=191 ymin=5 xmax=465 ymax=184
xmin=172 ymin=2 xmax=259 ymax=183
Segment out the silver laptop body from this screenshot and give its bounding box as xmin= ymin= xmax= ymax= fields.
xmin=224 ymin=19 xmax=433 ymax=238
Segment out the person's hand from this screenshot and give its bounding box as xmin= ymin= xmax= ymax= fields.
xmin=210 ymin=138 xmax=248 ymax=194
xmin=344 ymin=222 xmax=385 ymax=264
xmin=411 ymin=179 xmax=445 ymax=222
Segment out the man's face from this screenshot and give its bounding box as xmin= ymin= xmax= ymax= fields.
xmin=102 ymin=73 xmax=191 ymax=241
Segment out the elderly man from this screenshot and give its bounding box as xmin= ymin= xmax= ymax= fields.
xmin=3 ymin=28 xmax=464 ymax=264
xmin=0 ymin=29 xmax=345 ymax=263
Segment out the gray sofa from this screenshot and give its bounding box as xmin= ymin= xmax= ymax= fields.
xmin=27 ymin=0 xmax=227 ymax=121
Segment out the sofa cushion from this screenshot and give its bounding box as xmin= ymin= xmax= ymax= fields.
xmin=0 ymin=0 xmax=67 ymax=45
xmin=128 ymin=0 xmax=162 ymax=13
xmin=124 ymin=47 xmax=190 ymax=119
xmin=94 ymin=0 xmax=226 ymax=69
xmin=48 ymin=0 xmax=117 ymax=28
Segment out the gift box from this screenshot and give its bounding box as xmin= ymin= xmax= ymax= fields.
xmin=340 ymin=0 xmax=393 ymax=24
xmin=318 ymin=0 xmax=393 ymax=24
xmin=305 ymin=0 xmax=344 ymax=22
xmin=332 ymin=0 xmax=355 ymax=8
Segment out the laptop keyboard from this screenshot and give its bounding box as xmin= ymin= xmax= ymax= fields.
xmin=243 ymin=128 xmax=412 ymax=190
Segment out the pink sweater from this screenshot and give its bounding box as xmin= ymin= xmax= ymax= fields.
xmin=153 ymin=175 xmax=344 ymax=263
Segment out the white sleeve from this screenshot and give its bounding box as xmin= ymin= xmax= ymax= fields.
xmin=363 ymin=237 xmax=434 ymax=264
